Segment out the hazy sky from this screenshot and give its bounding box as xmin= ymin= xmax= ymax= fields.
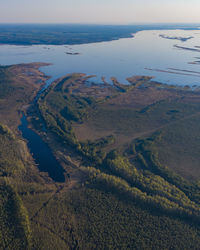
xmin=0 ymin=0 xmax=200 ymax=24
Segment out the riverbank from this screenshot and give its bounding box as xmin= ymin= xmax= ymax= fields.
xmin=0 ymin=62 xmax=67 ymax=181
xmin=0 ymin=62 xmax=50 ymax=131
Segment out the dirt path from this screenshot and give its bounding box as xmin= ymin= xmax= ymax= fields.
xmin=30 ymin=184 xmax=64 ymax=221
xmin=29 ymin=178 xmax=80 ymax=248
xmin=30 ymin=174 xmax=79 ymax=221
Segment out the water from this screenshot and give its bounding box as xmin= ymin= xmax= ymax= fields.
xmin=18 ymin=115 xmax=65 ymax=182
xmin=1 ymin=29 xmax=200 ymax=86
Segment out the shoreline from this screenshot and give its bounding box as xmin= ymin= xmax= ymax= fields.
xmin=0 ymin=25 xmax=199 ymax=46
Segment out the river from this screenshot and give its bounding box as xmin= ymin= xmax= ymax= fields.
xmin=18 ymin=115 xmax=65 ymax=182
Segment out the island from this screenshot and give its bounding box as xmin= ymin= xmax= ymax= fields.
xmin=65 ymin=52 xmax=81 ymax=55
xmin=159 ymin=34 xmax=193 ymax=41
xmin=174 ymin=44 xmax=200 ymax=52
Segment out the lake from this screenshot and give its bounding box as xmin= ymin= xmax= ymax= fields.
xmin=1 ymin=29 xmax=200 ymax=87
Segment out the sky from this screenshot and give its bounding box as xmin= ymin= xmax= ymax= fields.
xmin=0 ymin=0 xmax=200 ymax=24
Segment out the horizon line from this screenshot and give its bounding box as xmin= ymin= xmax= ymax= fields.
xmin=0 ymin=22 xmax=200 ymax=26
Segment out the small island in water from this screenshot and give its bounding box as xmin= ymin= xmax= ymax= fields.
xmin=159 ymin=34 xmax=193 ymax=41
xmin=65 ymin=52 xmax=81 ymax=55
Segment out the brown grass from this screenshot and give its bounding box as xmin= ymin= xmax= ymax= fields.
xmin=0 ymin=63 xmax=49 ymax=131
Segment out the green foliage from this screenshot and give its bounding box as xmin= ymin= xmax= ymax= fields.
xmin=79 ymin=135 xmax=115 ymax=163
xmin=36 ymin=75 xmax=99 ymax=151
xmin=83 ymin=165 xmax=200 ymax=222
xmin=0 ymin=123 xmax=25 ymax=177
xmin=0 ymin=123 xmax=31 ymax=249
xmin=136 ymin=135 xmax=200 ymax=205
xmin=0 ymin=184 xmax=31 ymax=250
xmin=0 ymin=123 xmax=15 ymax=138
xmin=66 ymin=187 xmax=200 ymax=249
xmin=26 ymin=183 xmax=200 ymax=250
xmin=37 ymin=99 xmax=79 ymax=148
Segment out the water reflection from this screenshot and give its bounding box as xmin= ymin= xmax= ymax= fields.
xmin=18 ymin=115 xmax=65 ymax=182
xmin=0 ymin=30 xmax=200 ymax=86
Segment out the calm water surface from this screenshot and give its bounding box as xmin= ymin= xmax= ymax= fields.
xmin=18 ymin=115 xmax=65 ymax=182
xmin=1 ymin=29 xmax=200 ymax=86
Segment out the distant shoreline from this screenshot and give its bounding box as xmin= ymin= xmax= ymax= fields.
xmin=0 ymin=24 xmax=199 ymax=46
